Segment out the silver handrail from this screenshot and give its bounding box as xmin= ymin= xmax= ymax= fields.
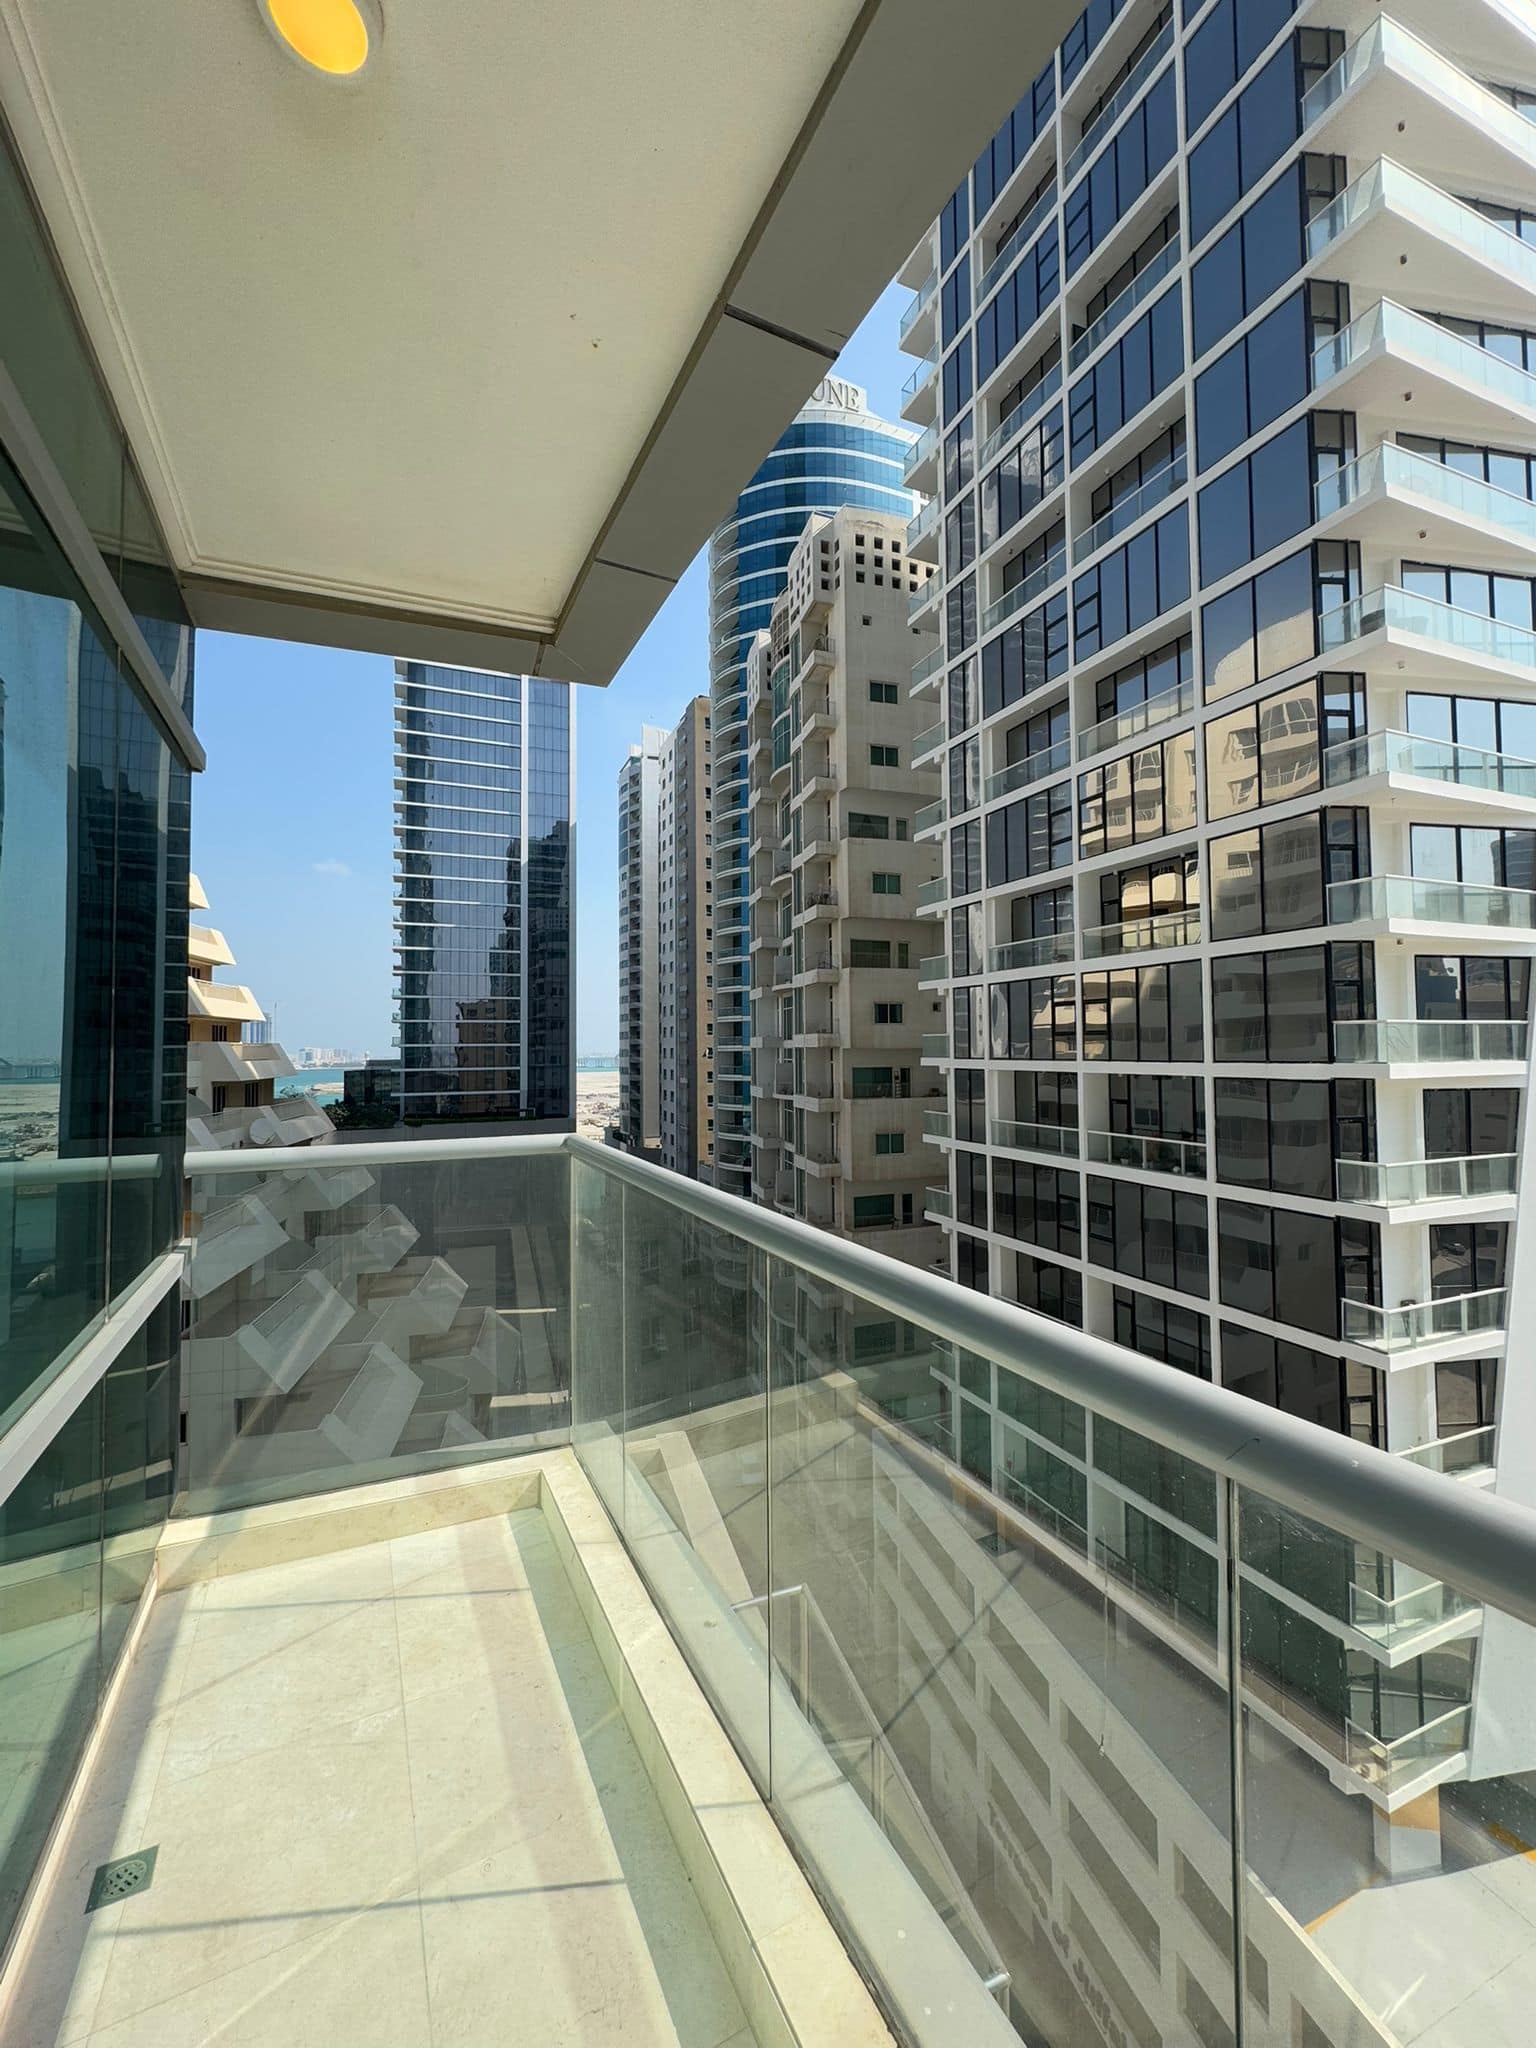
xmin=185 ymin=1130 xmax=1536 ymax=1630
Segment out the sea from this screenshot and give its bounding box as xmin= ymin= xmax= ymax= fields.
xmin=277 ymin=1067 xmax=346 ymax=1100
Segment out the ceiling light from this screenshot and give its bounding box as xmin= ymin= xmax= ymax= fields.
xmin=259 ymin=0 xmax=380 ymax=79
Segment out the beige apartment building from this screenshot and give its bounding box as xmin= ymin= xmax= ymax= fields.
xmin=745 ymin=507 xmax=944 ymax=1262
xmin=617 ymin=699 xmax=714 ymax=1176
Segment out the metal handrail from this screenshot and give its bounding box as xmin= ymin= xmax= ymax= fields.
xmin=183 ymin=1132 xmax=1536 ymax=1632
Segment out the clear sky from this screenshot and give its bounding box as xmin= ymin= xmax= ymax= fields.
xmin=191 ymin=282 xmax=913 ymax=1060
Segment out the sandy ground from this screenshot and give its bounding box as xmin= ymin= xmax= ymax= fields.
xmin=575 ymin=1068 xmax=619 ymax=1142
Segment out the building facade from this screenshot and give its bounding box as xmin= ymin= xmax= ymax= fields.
xmin=617 ymin=700 xmax=715 ymax=1177
xmin=185 ymin=875 xmax=331 ymax=1153
xmin=907 ymin=0 xmax=1536 ymax=1841
xmin=617 ymin=727 xmax=663 ymax=1157
xmin=709 ymin=383 xmax=916 ymax=1197
xmin=745 ymin=509 xmax=944 ymax=1256
xmin=657 ymin=697 xmax=714 ymax=1179
xmin=394 ymin=663 xmax=574 ymax=1129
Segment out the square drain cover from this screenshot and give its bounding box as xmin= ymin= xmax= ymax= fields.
xmin=86 ymin=1848 xmax=158 ymax=1913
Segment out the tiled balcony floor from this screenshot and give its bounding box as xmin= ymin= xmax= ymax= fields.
xmin=6 ymin=1511 xmax=755 ymax=2048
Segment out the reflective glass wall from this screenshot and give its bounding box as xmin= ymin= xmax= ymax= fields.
xmin=0 ymin=128 xmax=192 ymax=1965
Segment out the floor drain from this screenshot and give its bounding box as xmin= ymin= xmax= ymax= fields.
xmin=86 ymin=1848 xmax=158 ymax=1914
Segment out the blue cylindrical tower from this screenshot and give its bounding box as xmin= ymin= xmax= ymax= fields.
xmin=708 ymin=381 xmax=914 ymax=1196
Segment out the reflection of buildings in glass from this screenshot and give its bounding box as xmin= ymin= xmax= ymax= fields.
xmin=393 ymin=663 xmax=572 ymax=1127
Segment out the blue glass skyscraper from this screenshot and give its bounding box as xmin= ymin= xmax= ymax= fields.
xmin=708 ymin=381 xmax=914 ymax=1195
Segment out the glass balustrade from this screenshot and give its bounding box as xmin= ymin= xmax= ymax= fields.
xmin=1304 ymin=16 xmax=1536 ymax=172
xmin=980 ymin=545 xmax=1067 ymax=636
xmin=923 ymin=1109 xmax=951 ymax=1140
xmin=1085 ymin=1128 xmax=1207 ymax=1177
xmin=1078 ymin=676 xmax=1193 ymax=760
xmin=901 ymin=351 xmax=938 ymax=404
xmin=1308 ymin=158 xmax=1536 ymax=298
xmin=907 ymin=498 xmax=939 ymax=550
xmin=915 ymin=876 xmax=947 ymax=908
xmin=1334 ymin=1153 xmax=1517 ymax=1205
xmin=1069 ymin=236 xmax=1179 ymax=370
xmin=1064 ymin=23 xmax=1175 ymax=185
xmin=1341 ymin=1286 xmax=1507 ymax=1351
xmin=1393 ymin=1426 xmax=1497 ymax=1478
xmin=1323 ymin=726 xmax=1536 ymax=801
xmin=1313 ymin=298 xmax=1536 ymax=414
xmin=903 ymin=421 xmax=938 ymax=481
xmin=1318 ymin=441 xmax=1536 ymax=545
xmin=978 ymin=361 xmax=1064 ymax=470
xmin=989 ymin=1117 xmax=1080 ymax=1157
xmin=899 ymin=269 xmax=937 ymax=340
xmin=909 ymin=577 xmax=939 ymax=619
xmin=911 ymin=646 xmax=943 ymax=689
xmin=168 ymin=1134 xmax=1536 ymax=2048
xmin=1319 ymin=582 xmax=1536 ymax=667
xmin=976 ymin=182 xmax=1059 ymax=306
xmin=920 ymin=1031 xmax=949 ymax=1059
xmin=915 ymin=796 xmax=947 ymax=834
xmin=913 ymin=719 xmax=945 ymax=758
xmin=987 ymin=930 xmax=1076 ymax=972
xmin=1328 ymin=873 xmax=1536 ymax=930
xmin=918 ymin=954 xmax=947 ymax=982
xmin=984 ymin=736 xmax=1071 ymax=802
xmin=1081 ymin=906 xmax=1200 ymax=956
xmin=1072 ymin=451 xmax=1186 ymax=563
xmin=1333 ymin=1016 xmax=1528 ymax=1063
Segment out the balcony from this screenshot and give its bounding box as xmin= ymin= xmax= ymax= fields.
xmin=1342 ymin=1286 xmax=1507 ymax=1358
xmin=1328 ymin=872 xmax=1536 ymax=939
xmin=915 ymin=875 xmax=947 ymax=911
xmin=976 ymin=180 xmax=1059 ymax=306
xmin=1336 ymin=1151 xmax=1517 ymax=1220
xmin=898 ymin=267 xmax=937 ymax=351
xmin=13 ymin=1134 xmax=1536 ymax=2048
xmin=990 ymin=1117 xmax=1079 ymax=1158
xmin=1333 ymin=1016 xmax=1528 ymax=1071
xmin=1317 ymin=443 xmax=1536 ymax=569
xmin=1078 ymin=675 xmax=1194 ymax=761
xmin=1312 ymin=298 xmax=1536 ymax=436
xmin=978 ymin=360 xmax=1064 ymax=471
xmin=1085 ymin=1127 xmax=1206 ymax=1178
xmin=917 ymin=954 xmax=947 ymax=986
xmin=920 ymin=1031 xmax=949 ymax=1061
xmin=979 ymin=542 xmax=1067 ymax=636
xmin=908 ymin=574 xmax=939 ymax=622
xmin=987 ymin=930 xmax=1076 ymax=972
xmin=912 ymin=718 xmax=946 ymax=764
xmin=1306 ymin=158 xmax=1536 ymax=327
xmin=910 ymin=646 xmax=943 ymax=694
xmin=900 ymin=349 xmax=938 ymax=423
xmin=1081 ymin=906 xmax=1200 ymax=957
xmin=1069 ymin=235 xmax=1179 ymax=371
xmin=1393 ymin=1426 xmax=1498 ymax=1483
xmin=906 ymin=495 xmax=940 ymax=562
xmin=983 ymin=736 xmax=1070 ymax=803
xmin=914 ymin=796 xmax=947 ymax=837
xmin=923 ymin=1108 xmax=951 ymax=1141
xmin=1072 ymin=450 xmax=1186 ymax=565
xmin=1302 ymin=19 xmax=1536 ymax=198
xmin=1064 ymin=22 xmax=1174 ymax=187
xmin=902 ymin=419 xmax=938 ymax=489
xmin=1322 ymin=727 xmax=1536 ymax=815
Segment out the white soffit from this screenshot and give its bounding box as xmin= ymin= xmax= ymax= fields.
xmin=0 ymin=0 xmax=1078 ymax=682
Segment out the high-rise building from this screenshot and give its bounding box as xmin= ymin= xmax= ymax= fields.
xmin=709 ymin=382 xmax=917 ymax=1197
xmin=657 ymin=696 xmax=714 ymax=1180
xmin=393 ymin=663 xmax=574 ymax=1129
xmin=616 ymin=727 xmax=663 ymax=1158
xmin=907 ymin=0 xmax=1536 ymax=1836
xmin=617 ymin=698 xmax=714 ymax=1176
xmin=184 ymin=875 xmax=330 ymax=1152
xmin=745 ymin=508 xmax=943 ymax=1254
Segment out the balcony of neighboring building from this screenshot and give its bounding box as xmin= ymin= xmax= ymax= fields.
xmin=187 ymin=979 xmax=266 ymax=1028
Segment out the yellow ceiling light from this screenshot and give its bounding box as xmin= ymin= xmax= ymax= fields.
xmin=259 ymin=0 xmax=380 ymax=79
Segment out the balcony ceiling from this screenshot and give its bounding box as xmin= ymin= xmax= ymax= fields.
xmin=0 ymin=0 xmax=1075 ymax=683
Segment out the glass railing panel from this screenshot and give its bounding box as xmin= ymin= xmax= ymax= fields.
xmin=1064 ymin=23 xmax=1175 ymax=185
xmin=1072 ymin=451 xmax=1187 ymax=564
xmin=1341 ymin=1285 xmax=1507 ymax=1351
xmin=978 ymin=361 xmax=1064 ymax=470
xmin=923 ymin=1109 xmax=951 ymax=1140
xmin=901 ymin=352 xmax=938 ymax=404
xmin=1392 ymin=1425 xmax=1497 ymax=1477
xmin=984 ymin=737 xmax=1071 ymax=802
xmin=1333 ymin=1016 xmax=1528 ymax=1063
xmin=1319 ymin=442 xmax=1536 ymax=544
xmin=915 ymin=797 xmax=947 ymax=834
xmin=1314 ymin=299 xmax=1536 ymax=415
xmin=919 ymin=955 xmax=947 ymax=983
xmin=908 ymin=499 xmax=939 ymax=549
xmin=916 ymin=876 xmax=947 ymax=908
xmin=909 ymin=578 xmax=939 ymax=619
xmin=1069 ymin=236 xmax=1180 ymax=371
xmin=990 ymin=1117 xmax=1080 ymax=1157
xmin=1079 ymin=677 xmax=1193 ymax=760
xmin=1323 ymin=726 xmax=1536 ymax=800
xmin=924 ymin=1185 xmax=952 ymax=1217
xmin=1081 ymin=907 xmax=1201 ymax=956
xmin=921 ymin=1032 xmax=949 ymax=1060
xmin=913 ymin=719 xmax=946 ymax=758
xmin=977 ymin=182 xmax=1059 ymax=306
xmin=1334 ymin=1152 xmax=1517 ymax=1205
xmin=899 ymin=270 xmax=937 ymax=340
xmin=183 ymin=1145 xmax=571 ymax=1515
xmin=903 ymin=422 xmax=938 ymax=480
xmin=1305 ymin=17 xmax=1536 ymax=171
xmin=981 ymin=546 xmax=1067 ymax=636
xmin=1309 ymin=157 xmax=1536 ymax=298
xmin=911 ymin=647 xmax=943 ymax=689
xmin=1328 ymin=872 xmax=1536 ymax=930
xmin=987 ymin=930 xmax=1077 ymax=972
xmin=1085 ymin=1128 xmax=1206 ymax=1177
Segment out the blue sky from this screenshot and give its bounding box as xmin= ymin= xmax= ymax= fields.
xmin=191 ymin=283 xmax=913 ymax=1059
